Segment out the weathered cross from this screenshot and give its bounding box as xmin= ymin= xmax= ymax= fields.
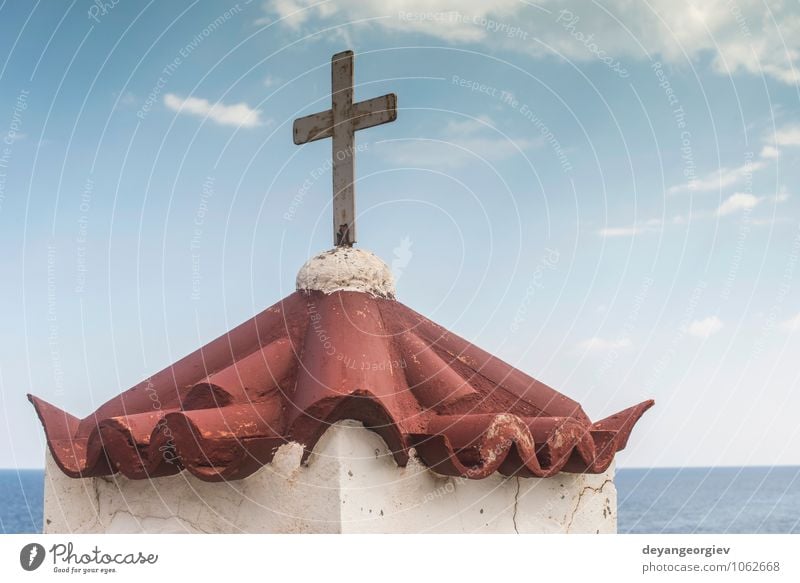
xmin=293 ymin=50 xmax=397 ymax=247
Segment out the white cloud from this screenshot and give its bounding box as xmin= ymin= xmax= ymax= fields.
xmin=782 ymin=312 xmax=800 ymax=331
xmin=751 ymin=216 xmax=794 ymax=226
xmin=387 ymin=137 xmax=535 ymax=168
xmin=112 ymin=91 xmax=139 ymax=110
xmin=264 ymin=0 xmax=800 ymax=85
xmin=602 ymin=189 xmax=788 ymax=237
xmin=263 ymin=75 xmax=282 ymax=88
xmin=668 ymin=160 xmax=767 ymax=195
xmin=716 ymin=192 xmax=760 ymax=215
xmin=164 ymin=93 xmax=266 ymax=128
xmin=715 ymin=189 xmax=789 ymax=217
xmin=598 ymin=225 xmax=647 ymax=237
xmin=598 ymin=218 xmax=662 ymax=238
xmin=578 ymin=337 xmax=632 ymax=352
xmin=687 ymin=316 xmax=723 ymax=338
xmin=379 ymin=114 xmax=537 ymax=168
xmin=760 ymin=145 xmax=779 ymax=159
xmin=4 ymin=132 xmax=26 ymax=143
xmin=773 ymin=125 xmax=800 ymax=146
xmin=442 ymin=115 xmax=493 ymax=136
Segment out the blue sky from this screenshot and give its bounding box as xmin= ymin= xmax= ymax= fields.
xmin=1 ymin=0 xmax=799 ymax=469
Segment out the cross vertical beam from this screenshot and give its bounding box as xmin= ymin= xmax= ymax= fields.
xmin=293 ymin=50 xmax=397 ymax=247
xmin=331 ymin=51 xmax=355 ymax=246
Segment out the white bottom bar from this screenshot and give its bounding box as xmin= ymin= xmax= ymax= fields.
xmin=1 ymin=534 xmax=797 ymax=582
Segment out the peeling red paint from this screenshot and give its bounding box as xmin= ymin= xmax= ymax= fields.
xmin=29 ymin=290 xmax=653 ymax=482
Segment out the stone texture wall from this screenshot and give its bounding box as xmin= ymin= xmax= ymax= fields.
xmin=43 ymin=421 xmax=616 ymax=534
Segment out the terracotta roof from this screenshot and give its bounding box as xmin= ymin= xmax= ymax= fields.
xmin=29 ymin=290 xmax=653 ymax=482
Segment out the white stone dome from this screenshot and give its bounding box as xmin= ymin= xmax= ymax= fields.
xmin=296 ymin=247 xmax=395 ymax=299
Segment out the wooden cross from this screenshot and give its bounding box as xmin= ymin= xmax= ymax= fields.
xmin=293 ymin=50 xmax=397 ymax=247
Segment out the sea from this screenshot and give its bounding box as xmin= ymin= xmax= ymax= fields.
xmin=1 ymin=466 xmax=798 ymax=533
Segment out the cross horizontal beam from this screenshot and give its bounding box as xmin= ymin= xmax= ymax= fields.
xmin=293 ymin=94 xmax=397 ymax=145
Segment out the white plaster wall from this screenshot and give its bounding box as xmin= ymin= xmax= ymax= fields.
xmin=43 ymin=420 xmax=616 ymax=534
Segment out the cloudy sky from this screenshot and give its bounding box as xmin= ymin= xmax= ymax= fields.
xmin=1 ymin=1 xmax=799 ymax=469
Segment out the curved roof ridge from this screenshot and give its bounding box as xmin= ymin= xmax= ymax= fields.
xmin=29 ymin=290 xmax=653 ymax=482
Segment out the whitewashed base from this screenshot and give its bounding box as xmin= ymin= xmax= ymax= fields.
xmin=42 ymin=420 xmax=616 ymax=533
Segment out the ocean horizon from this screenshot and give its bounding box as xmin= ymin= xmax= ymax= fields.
xmin=2 ymin=466 xmax=798 ymax=534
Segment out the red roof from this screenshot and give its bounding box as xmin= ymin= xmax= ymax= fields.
xmin=30 ymin=290 xmax=653 ymax=482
